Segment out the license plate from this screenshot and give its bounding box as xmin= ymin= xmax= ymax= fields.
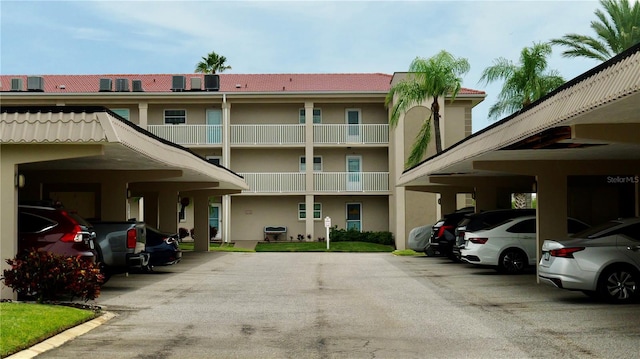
xmin=542 ymin=251 xmax=550 ymax=261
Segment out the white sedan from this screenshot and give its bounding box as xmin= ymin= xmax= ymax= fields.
xmin=539 ymin=217 xmax=640 ymax=303
xmin=460 ymin=215 xmax=589 ymax=274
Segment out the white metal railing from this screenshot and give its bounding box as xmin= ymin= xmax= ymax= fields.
xmin=314 ymin=124 xmax=388 ymax=144
xmin=231 ymin=124 xmax=305 ymax=145
xmin=239 ymin=173 xmax=306 ymax=193
xmin=147 ymin=125 xmax=222 ymax=145
xmin=314 ymin=172 xmax=389 ymax=192
xmin=147 ymin=124 xmax=389 ymax=146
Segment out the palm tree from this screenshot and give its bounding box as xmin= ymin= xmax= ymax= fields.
xmin=478 ymin=42 xmax=565 ymax=120
xmin=385 ymin=50 xmax=470 ymax=166
xmin=195 ymin=51 xmax=232 ymax=74
xmin=550 ymin=0 xmax=640 ymax=62
xmin=479 ymin=42 xmax=565 ymax=209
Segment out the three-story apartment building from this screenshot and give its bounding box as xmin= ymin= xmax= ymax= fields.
xmin=0 ymin=73 xmax=485 ymax=248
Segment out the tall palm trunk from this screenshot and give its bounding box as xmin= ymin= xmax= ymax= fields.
xmin=432 ymin=98 xmax=443 ymax=153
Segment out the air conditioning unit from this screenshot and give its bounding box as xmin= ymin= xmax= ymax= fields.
xmin=204 ymin=74 xmax=220 ymax=91
xmin=10 ymin=78 xmax=23 ymax=91
xmin=172 ymin=75 xmax=186 ymax=91
xmin=115 ymin=78 xmax=129 ymax=92
xmin=99 ymin=78 xmax=112 ymax=92
xmin=132 ymin=80 xmax=143 ymax=92
xmin=27 ymin=76 xmax=44 ymax=91
xmin=190 ymin=77 xmax=202 ymax=91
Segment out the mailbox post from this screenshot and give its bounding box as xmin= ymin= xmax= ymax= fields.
xmin=324 ymin=216 xmax=331 ymax=250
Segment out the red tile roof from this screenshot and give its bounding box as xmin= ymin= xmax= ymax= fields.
xmin=0 ymin=73 xmax=484 ymax=95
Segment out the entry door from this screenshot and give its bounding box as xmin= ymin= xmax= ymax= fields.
xmin=209 ymin=204 xmax=221 ymax=240
xmin=346 ymin=109 xmax=361 ymax=142
xmin=346 ymin=155 xmax=362 ymax=191
xmin=346 ymin=203 xmax=362 ymax=231
xmin=206 ymin=109 xmax=222 ymax=144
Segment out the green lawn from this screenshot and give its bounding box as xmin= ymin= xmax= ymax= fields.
xmin=0 ymin=302 xmax=98 ymax=357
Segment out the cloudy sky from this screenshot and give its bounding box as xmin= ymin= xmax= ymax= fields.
xmin=1 ymin=0 xmax=608 ymax=132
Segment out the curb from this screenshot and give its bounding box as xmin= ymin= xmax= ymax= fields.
xmin=6 ymin=311 xmax=117 ymax=359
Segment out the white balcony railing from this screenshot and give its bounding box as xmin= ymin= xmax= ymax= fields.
xmin=237 ymin=172 xmax=389 ymax=193
xmin=148 ymin=124 xmax=389 ymax=146
xmin=239 ymin=173 xmax=306 ymax=193
xmin=147 ymin=125 xmax=222 ymax=145
xmin=314 ymin=124 xmax=388 ymax=144
xmin=314 ymin=172 xmax=389 ymax=192
xmin=231 ymin=124 xmax=305 ymax=145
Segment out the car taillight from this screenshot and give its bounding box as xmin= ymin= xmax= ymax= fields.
xmin=550 ymin=247 xmax=584 ymax=258
xmin=469 ymin=237 xmax=488 ymax=244
xmin=437 ymin=225 xmax=454 ymax=238
xmin=60 ymin=224 xmax=84 ymax=242
xmin=59 ymin=210 xmax=83 ymax=242
xmin=127 ymin=228 xmax=137 ymax=249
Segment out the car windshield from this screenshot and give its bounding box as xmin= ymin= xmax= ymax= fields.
xmin=571 ymin=220 xmax=621 ymax=239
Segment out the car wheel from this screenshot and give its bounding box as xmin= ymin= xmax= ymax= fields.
xmin=597 ymin=266 xmax=639 ymax=303
xmin=497 ymin=248 xmax=528 ymax=274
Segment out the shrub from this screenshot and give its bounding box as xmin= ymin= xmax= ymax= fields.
xmin=329 ymin=226 xmax=394 ymax=246
xmin=2 ymin=249 xmax=104 ymax=303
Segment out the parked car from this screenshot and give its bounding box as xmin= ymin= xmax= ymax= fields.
xmin=539 ymin=217 xmax=640 ymax=303
xmin=452 ymin=209 xmax=537 ymax=261
xmin=429 ymin=207 xmax=474 ymax=259
xmin=91 ymin=221 xmax=150 ymax=279
xmin=18 ymin=204 xmax=97 ymax=262
xmin=460 ymin=216 xmax=590 ymax=273
xmin=408 ymin=224 xmax=434 ymax=255
xmin=144 ymin=226 xmax=183 ymax=268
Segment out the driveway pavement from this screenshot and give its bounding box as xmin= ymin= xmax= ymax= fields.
xmin=29 ymin=251 xmax=640 ymax=358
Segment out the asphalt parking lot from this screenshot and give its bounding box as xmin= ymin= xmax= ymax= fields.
xmin=34 ymin=251 xmax=640 ymax=359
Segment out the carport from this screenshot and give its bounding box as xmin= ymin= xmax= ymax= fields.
xmin=0 ymin=106 xmax=248 ymax=299
xmin=397 ymin=44 xmax=640 ymax=271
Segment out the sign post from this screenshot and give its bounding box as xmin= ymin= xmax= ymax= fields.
xmin=324 ymin=216 xmax=331 ymax=250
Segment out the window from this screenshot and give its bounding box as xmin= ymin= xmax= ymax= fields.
xmin=111 ymin=108 xmax=130 ymax=121
xmin=299 ymin=156 xmax=322 ymax=172
xmin=206 ymin=156 xmax=222 ymax=166
xmin=506 ymin=219 xmax=536 ymax=234
xmin=299 ymin=108 xmax=322 ymax=124
xmin=164 ymin=109 xmax=186 ymax=125
xmin=298 ymin=203 xmax=322 ymax=220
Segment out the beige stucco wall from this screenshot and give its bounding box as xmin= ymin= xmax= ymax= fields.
xmin=230 ymin=148 xmax=389 ymax=173
xmin=230 ymin=195 xmax=389 ymax=242
xmin=443 ymin=104 xmax=468 ymax=148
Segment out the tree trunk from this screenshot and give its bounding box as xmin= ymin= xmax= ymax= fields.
xmin=513 ymin=193 xmax=527 ymax=209
xmin=432 ymin=99 xmax=443 ymax=153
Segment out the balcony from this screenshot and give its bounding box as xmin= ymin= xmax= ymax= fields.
xmin=231 ymin=124 xmax=305 ymax=145
xmin=147 ymin=124 xmax=388 ymax=146
xmin=314 ymin=172 xmax=389 ymax=192
xmin=239 ymin=173 xmax=306 ymax=193
xmin=147 ymin=125 xmax=222 ymax=145
xmin=314 ymin=124 xmax=388 ymax=145
xmin=237 ymin=172 xmax=389 ymax=193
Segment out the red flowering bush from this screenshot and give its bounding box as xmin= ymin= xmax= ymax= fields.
xmin=2 ymin=249 xmax=104 ymax=303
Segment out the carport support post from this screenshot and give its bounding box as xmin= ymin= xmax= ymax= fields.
xmin=535 ymin=173 xmax=568 ymax=282
xmin=192 ymin=193 xmax=210 ymax=252
xmin=158 ymin=190 xmax=178 ymax=234
xmin=438 ymin=189 xmax=457 ymax=215
xmin=101 ymin=180 xmax=128 ymax=221
xmin=474 ymin=186 xmax=498 ymax=212
xmin=0 ymin=157 xmax=18 ymax=300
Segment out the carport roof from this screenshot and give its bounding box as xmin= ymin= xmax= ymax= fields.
xmin=0 ymin=106 xmax=249 ymax=192
xmin=398 ymin=43 xmax=640 ymax=188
